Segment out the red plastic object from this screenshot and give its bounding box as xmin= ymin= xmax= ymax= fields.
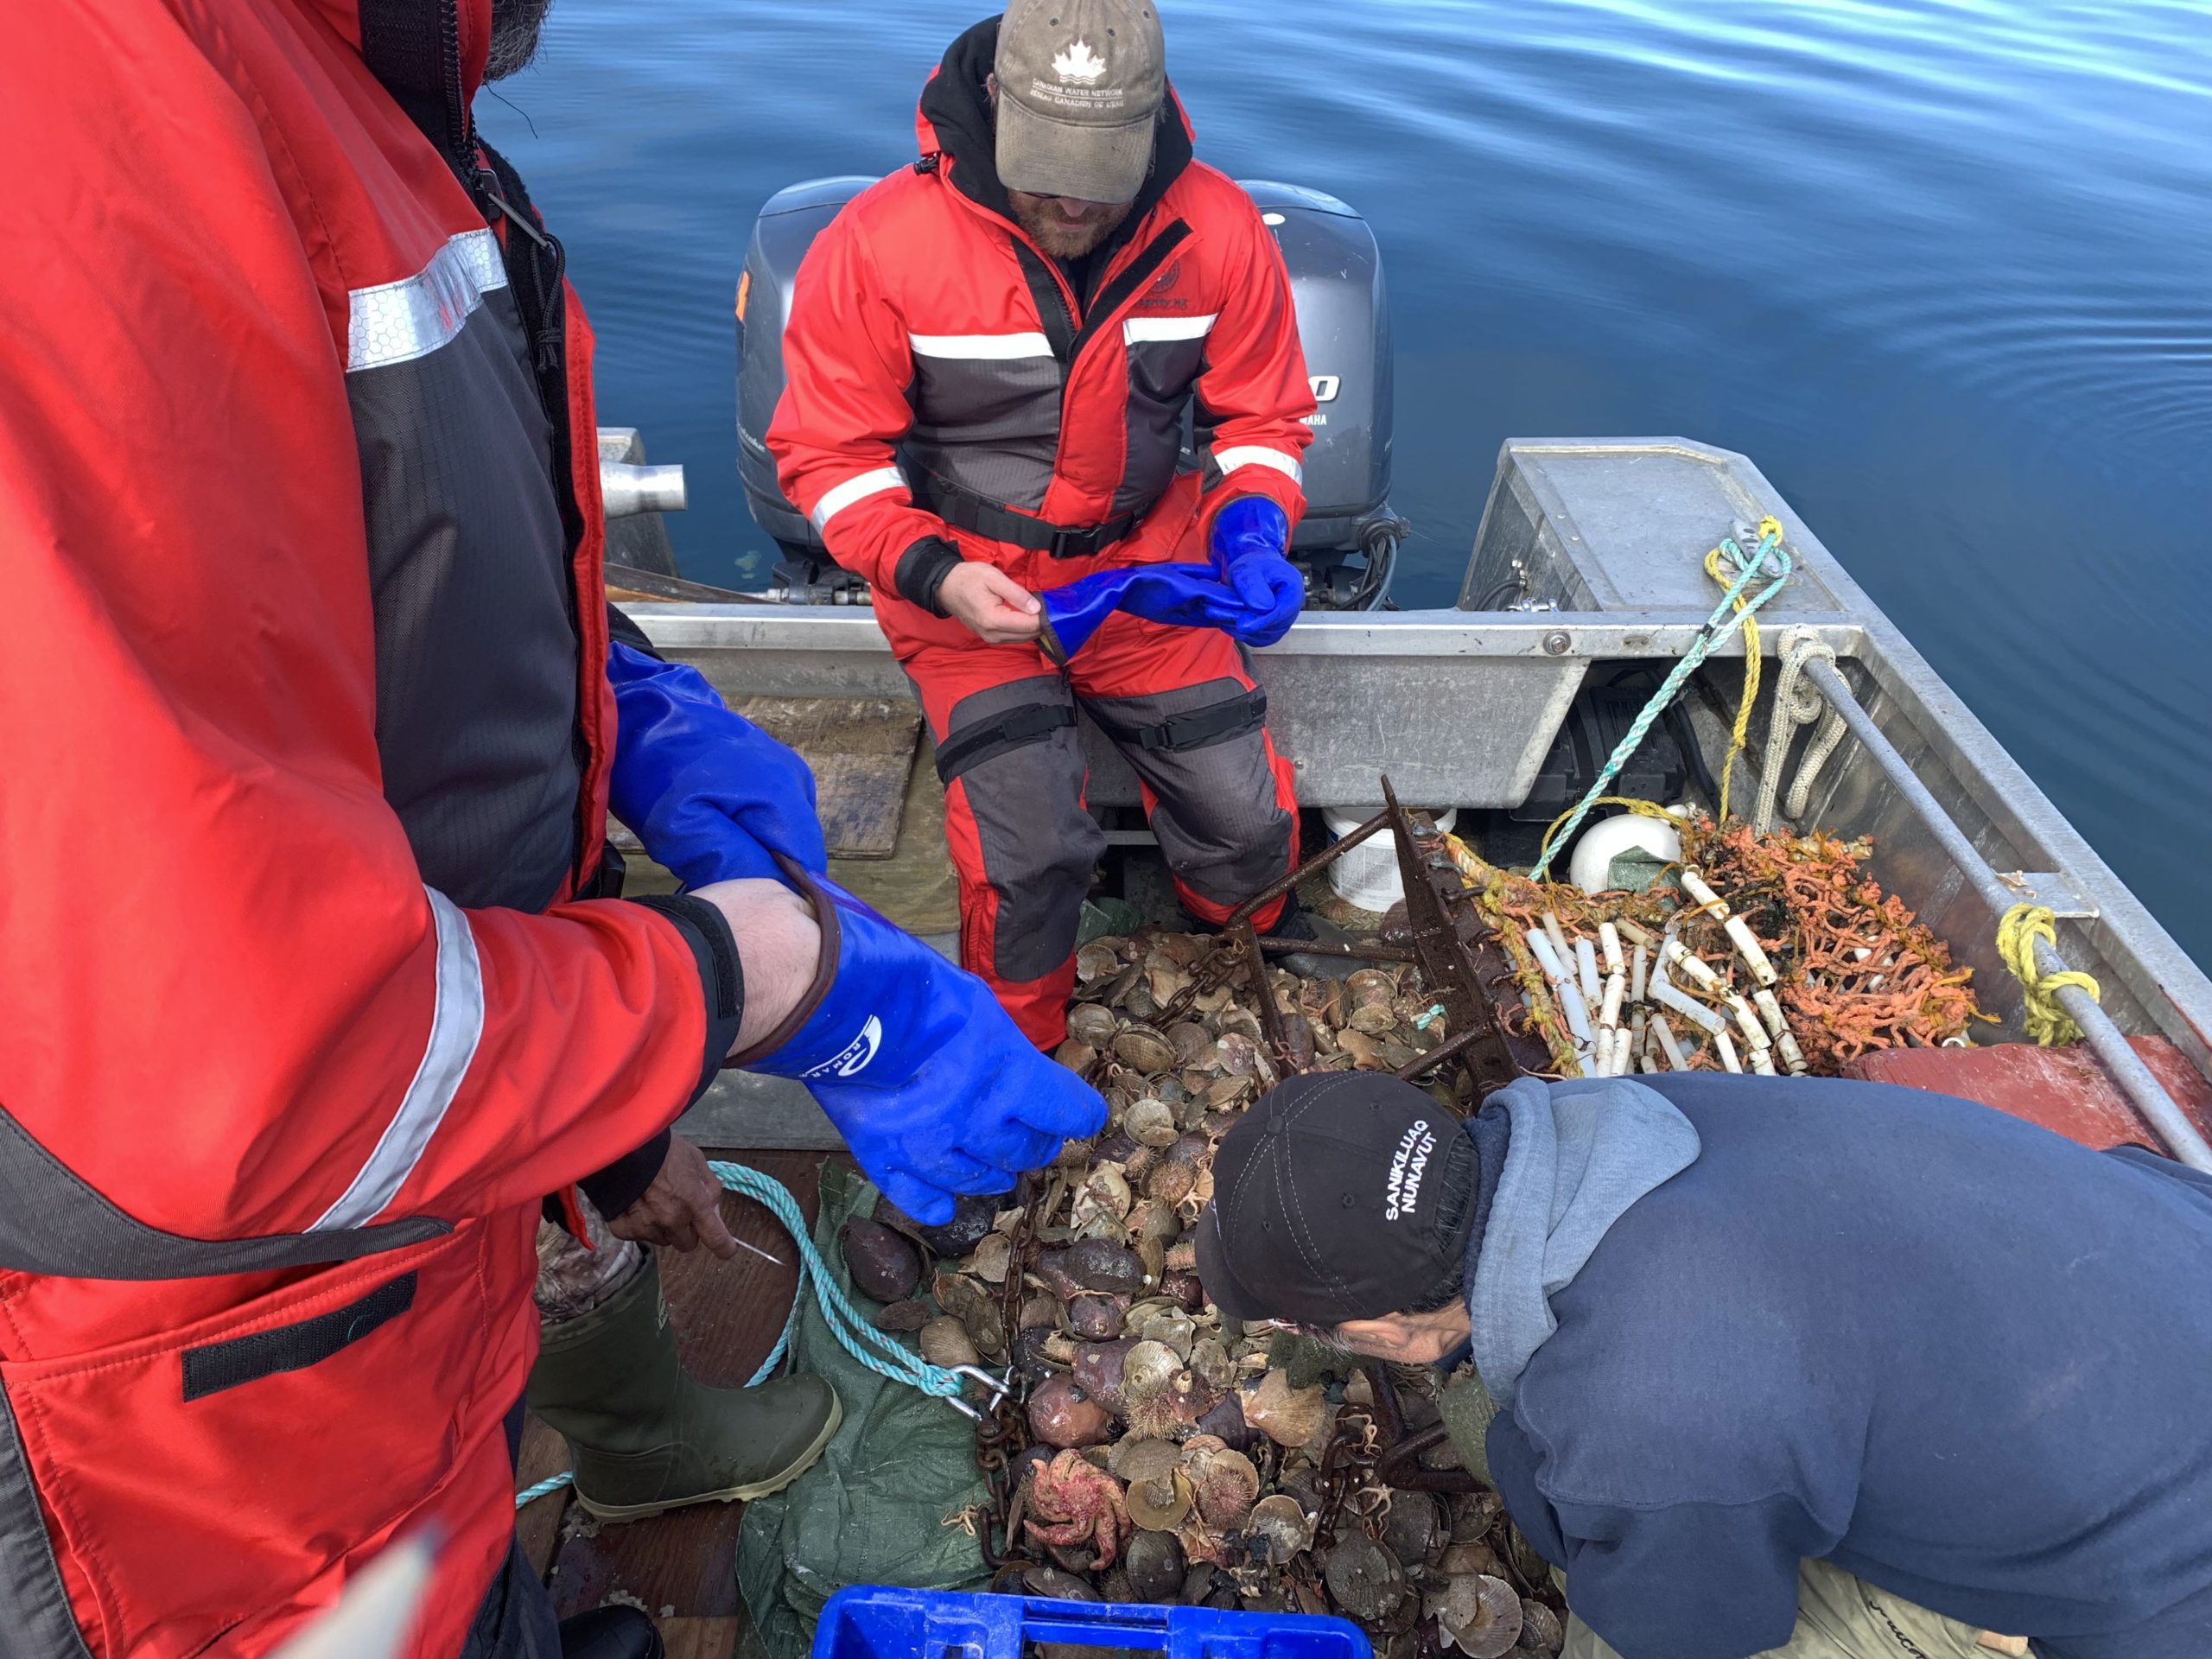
xmin=1844 ymin=1039 xmax=2212 ymax=1156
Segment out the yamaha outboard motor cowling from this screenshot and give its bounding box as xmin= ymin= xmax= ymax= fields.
xmin=735 ymin=176 xmax=1402 ymax=607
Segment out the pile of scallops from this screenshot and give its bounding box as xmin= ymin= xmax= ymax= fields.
xmin=839 ymin=930 xmax=1567 ymax=1656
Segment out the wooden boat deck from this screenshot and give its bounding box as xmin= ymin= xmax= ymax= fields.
xmin=514 ymin=1147 xmax=851 ymax=1659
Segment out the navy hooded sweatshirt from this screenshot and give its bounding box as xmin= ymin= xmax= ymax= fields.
xmin=1466 ymin=1072 xmax=2212 ymax=1659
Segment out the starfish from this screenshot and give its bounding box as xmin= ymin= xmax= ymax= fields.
xmin=1023 ymin=1449 xmax=1129 ymax=1570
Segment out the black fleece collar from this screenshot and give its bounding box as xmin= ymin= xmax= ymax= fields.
xmin=918 ymin=16 xmax=1195 ymax=276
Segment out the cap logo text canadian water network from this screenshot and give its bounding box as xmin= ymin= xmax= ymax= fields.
xmin=1383 ymin=1119 xmax=1437 ymax=1222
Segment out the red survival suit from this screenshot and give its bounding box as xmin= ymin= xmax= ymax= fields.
xmin=0 ymin=3 xmax=742 ymax=1655
xmin=768 ymin=18 xmax=1317 ymax=1047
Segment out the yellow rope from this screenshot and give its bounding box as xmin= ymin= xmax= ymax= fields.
xmin=1995 ymin=905 xmax=2101 ymax=1046
xmin=1703 ymin=515 xmax=1783 ymax=822
xmin=1533 ymin=796 xmax=1681 ymax=880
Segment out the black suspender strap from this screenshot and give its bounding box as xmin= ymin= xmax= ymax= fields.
xmin=933 ymin=702 xmax=1079 ymax=785
xmin=1090 ymin=687 xmax=1268 ymax=755
xmin=916 ymin=474 xmax=1144 ymax=561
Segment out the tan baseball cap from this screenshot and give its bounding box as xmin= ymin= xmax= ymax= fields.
xmin=993 ymin=0 xmax=1166 ymax=206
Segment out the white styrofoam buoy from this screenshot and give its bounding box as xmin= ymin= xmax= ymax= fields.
xmin=1321 ymin=804 xmax=1459 ymax=912
xmin=1568 ymin=809 xmax=1685 ymax=895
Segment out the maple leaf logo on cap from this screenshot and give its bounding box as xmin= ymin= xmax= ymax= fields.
xmin=1052 ymin=39 xmax=1108 ymax=84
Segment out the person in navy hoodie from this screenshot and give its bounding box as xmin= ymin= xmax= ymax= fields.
xmin=1195 ymin=1070 xmax=2212 ymax=1659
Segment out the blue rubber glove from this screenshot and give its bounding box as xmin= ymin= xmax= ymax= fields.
xmin=607 ymin=639 xmax=829 ymax=887
xmin=1207 ymin=496 xmax=1305 ymax=647
xmin=1039 ymin=563 xmax=1255 ymax=662
xmin=741 ymin=865 xmax=1108 ymax=1224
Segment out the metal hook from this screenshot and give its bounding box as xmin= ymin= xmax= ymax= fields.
xmin=942 ymin=1364 xmax=1013 ymax=1420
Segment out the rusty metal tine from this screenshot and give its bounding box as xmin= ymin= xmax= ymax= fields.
xmin=1224 ymin=807 xmax=1397 ymax=927
xmin=1235 ymin=918 xmax=1301 ymax=1076
xmin=1392 ymin=1023 xmax=1491 ymax=1083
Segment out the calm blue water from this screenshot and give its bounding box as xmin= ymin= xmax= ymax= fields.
xmin=477 ymin=0 xmax=2212 ymax=965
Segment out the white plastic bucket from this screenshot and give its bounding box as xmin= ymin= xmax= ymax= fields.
xmin=1321 ymin=805 xmax=1458 ymax=912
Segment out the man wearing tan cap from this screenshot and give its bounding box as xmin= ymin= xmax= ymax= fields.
xmin=769 ymin=1 xmax=1319 ymax=1049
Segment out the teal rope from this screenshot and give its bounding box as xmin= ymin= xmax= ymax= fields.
xmin=515 ymin=1160 xmax=968 ymax=1510
xmin=1530 ymin=528 xmax=1794 ymax=880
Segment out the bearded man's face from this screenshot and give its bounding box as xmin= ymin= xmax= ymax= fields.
xmin=1005 ymin=190 xmax=1133 ymax=260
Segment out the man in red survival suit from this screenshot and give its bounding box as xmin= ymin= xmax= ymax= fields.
xmin=0 ymin=1 xmax=1101 ymax=1656
xmin=768 ymin=0 xmax=1319 ymax=1048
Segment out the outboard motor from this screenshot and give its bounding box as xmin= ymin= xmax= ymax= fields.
xmin=735 ymin=177 xmax=1402 ymax=607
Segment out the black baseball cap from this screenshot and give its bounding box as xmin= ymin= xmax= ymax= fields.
xmin=1196 ymin=1072 xmax=1477 ymax=1328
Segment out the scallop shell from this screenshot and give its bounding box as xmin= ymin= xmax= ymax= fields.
xmin=1054 ymin=1038 xmax=1099 ymax=1077
xmin=1134 ymin=1309 xmax=1195 ymax=1360
xmin=1067 ymin=1002 xmax=1120 ymax=1049
xmin=1432 ymin=1575 xmax=1522 ymax=1659
xmin=1109 ymin=1437 xmax=1185 ymax=1482
xmin=1436 ymin=1541 xmax=1504 ymax=1580
xmin=1166 ymin=1022 xmax=1217 ymax=1068
xmin=1246 ymin=1493 xmax=1315 ymax=1565
xmin=1123 ymin=1529 xmax=1185 ymax=1602
xmin=1128 ymin=1199 xmax=1184 ymax=1246
xmin=1076 ymin=941 xmax=1124 ymax=983
xmin=918 ymin=1316 xmax=980 ymax=1370
xmin=1113 ymin=1026 xmax=1178 ymax=1074
xmin=1072 ymin=1165 xmax=1134 ymax=1227
xmin=1201 ymin=1075 xmax=1255 ymax=1111
xmin=872 ymin=1298 xmax=932 ymax=1333
xmin=1215 ymin=1007 xmax=1263 ymax=1043
xmin=1242 ymin=1369 xmax=1328 ymax=1447
xmin=1345 ymin=968 xmax=1397 ymax=1009
xmin=1337 ymin=1027 xmax=1386 ymax=1069
xmin=1126 ymin=1469 xmax=1195 ymax=1531
xmin=1348 ymin=1001 xmax=1399 ymax=1036
xmin=1124 ymin=1097 xmax=1181 ymax=1148
xmin=1381 ymin=1489 xmax=1445 ymax=1567
xmin=1322 ymin=1532 xmax=1406 ymax=1622
xmin=1518 ymin=1599 xmax=1565 ymax=1656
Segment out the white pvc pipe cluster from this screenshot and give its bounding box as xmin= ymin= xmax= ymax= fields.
xmin=1519 ymin=869 xmax=1810 ymax=1080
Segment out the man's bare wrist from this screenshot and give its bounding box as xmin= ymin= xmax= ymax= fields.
xmin=688 ymin=878 xmax=825 ymax=1053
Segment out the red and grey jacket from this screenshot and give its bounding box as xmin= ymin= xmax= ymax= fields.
xmin=767 ymin=17 xmax=1316 ymax=623
xmin=0 ymin=3 xmax=741 ymax=1655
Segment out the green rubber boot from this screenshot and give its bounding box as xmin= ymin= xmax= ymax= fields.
xmin=527 ymin=1253 xmax=841 ymax=1522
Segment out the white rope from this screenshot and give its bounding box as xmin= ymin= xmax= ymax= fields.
xmin=1754 ymin=627 xmax=1848 ymax=833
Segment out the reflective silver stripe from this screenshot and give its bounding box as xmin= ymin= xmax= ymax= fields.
xmin=1123 ymin=313 xmax=1217 ymax=344
xmin=346 ymin=230 xmax=509 ymax=372
xmin=310 ymin=888 xmax=485 ymax=1230
xmin=907 ymin=332 xmax=1056 ymax=359
xmin=1214 ymin=445 xmax=1305 ymax=486
xmin=810 ymin=466 xmax=909 ymax=533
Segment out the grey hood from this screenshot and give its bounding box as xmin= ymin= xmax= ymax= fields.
xmin=1465 ymin=1076 xmax=1701 ymax=1405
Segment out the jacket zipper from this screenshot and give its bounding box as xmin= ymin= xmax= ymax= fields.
xmin=440 ymin=2 xmax=596 ymax=895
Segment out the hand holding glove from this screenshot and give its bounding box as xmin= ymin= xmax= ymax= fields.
xmin=1039 ymin=563 xmax=1255 ymax=663
xmin=1037 ymin=497 xmax=1306 ymax=662
xmin=736 ymin=861 xmax=1107 ymax=1224
xmin=607 ymin=638 xmax=828 ymax=888
xmin=1206 ymin=496 xmax=1304 ymax=647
